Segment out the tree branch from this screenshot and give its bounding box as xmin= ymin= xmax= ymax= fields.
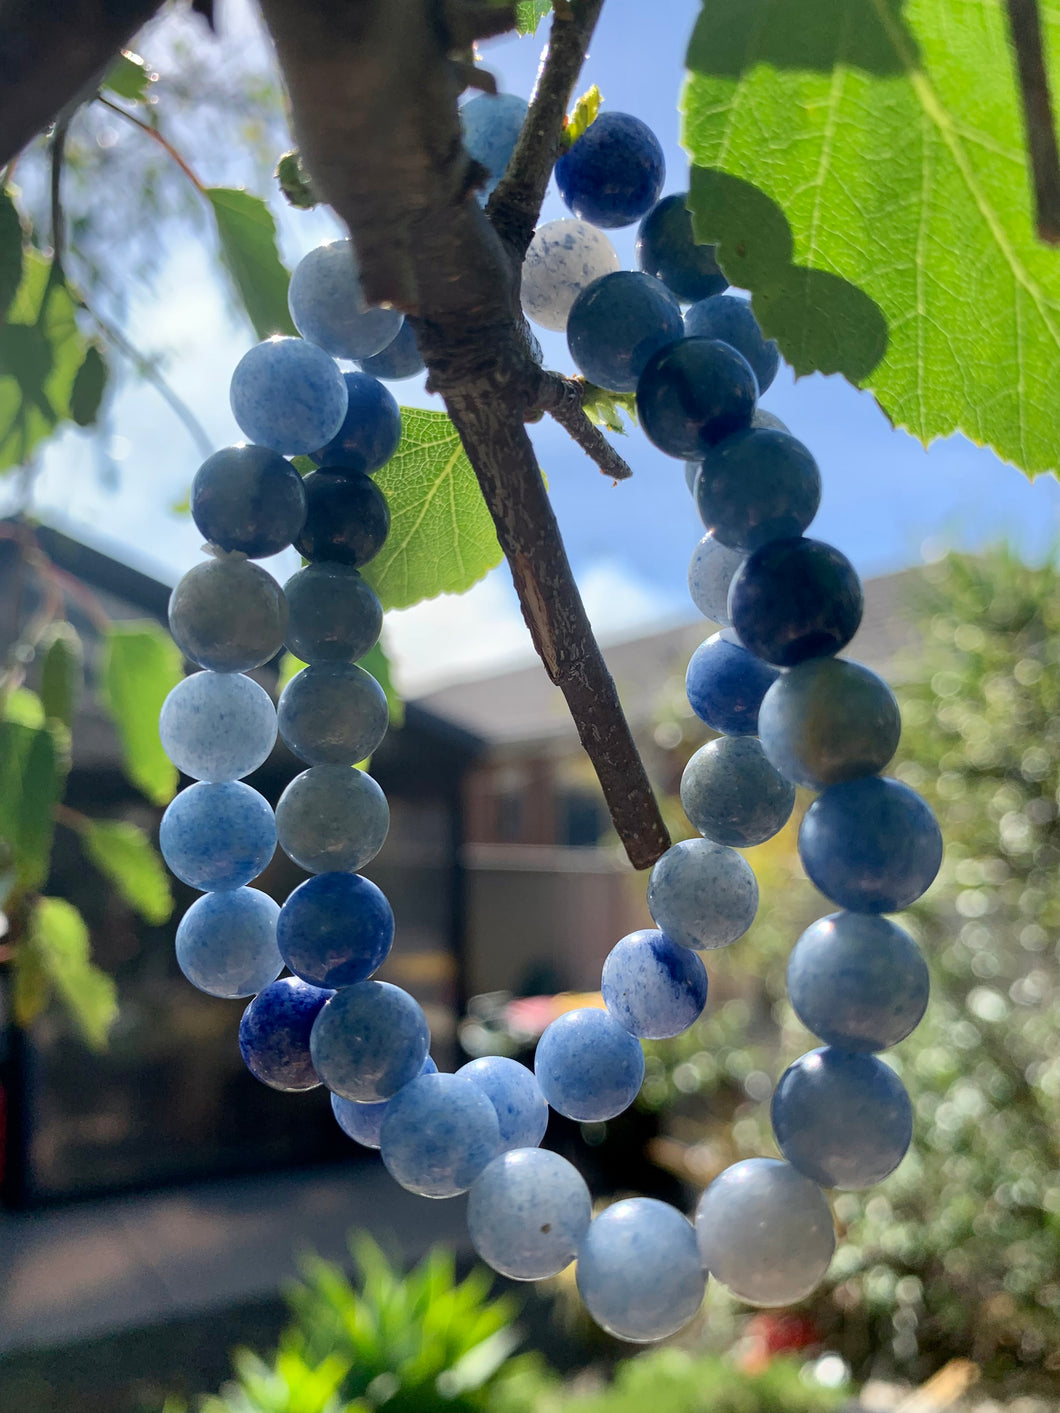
xmin=535 ymin=372 xmax=634 ymax=480
xmin=1005 ymin=0 xmax=1060 ymax=243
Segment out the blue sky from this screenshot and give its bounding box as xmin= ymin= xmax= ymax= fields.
xmin=15 ymin=0 xmax=1060 ymax=692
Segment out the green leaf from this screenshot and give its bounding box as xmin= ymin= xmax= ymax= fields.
xmin=4 ymin=688 xmax=44 ymax=728
xmin=0 ymin=187 xmax=23 ymax=317
xmin=22 ymin=896 xmax=117 ymax=1049
xmin=103 ymin=50 xmax=154 ymax=103
xmin=579 ymin=381 xmax=638 ymax=434
xmin=39 ymin=621 xmax=83 ymax=729
xmin=515 ymin=0 xmax=552 ymax=35
xmin=361 ymin=408 xmax=502 ymax=610
xmin=275 ymin=149 xmax=319 ymax=210
xmin=69 ymin=344 xmax=108 ymax=427
xmin=16 ymin=725 xmax=59 ymax=892
xmin=565 ymin=84 xmax=602 ymax=147
xmin=206 ymin=187 xmax=298 ymax=341
xmin=81 ymin=819 xmax=173 ymax=925
xmin=101 ymin=622 xmax=182 ymax=806
xmin=0 ymin=720 xmax=35 ymax=862
xmin=684 ymin=0 xmax=1060 ymax=476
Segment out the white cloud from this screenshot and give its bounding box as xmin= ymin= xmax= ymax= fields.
xmin=578 ymin=558 xmax=684 ymax=642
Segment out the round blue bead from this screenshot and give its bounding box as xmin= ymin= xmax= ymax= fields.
xmin=787 ymin=912 xmax=930 ymax=1052
xmin=798 ymin=776 xmax=943 ymax=913
xmin=278 ymin=662 xmax=389 ymax=767
xmin=567 ymin=271 xmax=683 ymax=393
xmin=191 ymin=444 xmax=307 ymax=558
xmin=283 ymin=564 xmax=382 ymax=664
xmin=460 ymin=92 xmax=529 ymax=199
xmin=635 ymin=193 xmax=727 ymax=304
xmin=356 ymin=321 xmax=425 ymax=381
xmin=555 ymin=112 xmax=665 ymax=228
xmin=687 ymin=533 xmax=744 ymax=625
xmin=310 ymin=980 xmax=429 ymax=1102
xmin=239 ymin=976 xmax=333 ymax=1091
xmin=696 ymin=428 xmax=821 ymax=550
xmin=457 ymin=1056 xmax=549 ymax=1151
xmin=534 ymin=1007 xmax=644 ymax=1122
xmin=175 ymin=887 xmax=282 ymax=998
xmin=685 ymin=629 xmax=780 ymax=735
xmin=729 ymin=537 xmax=863 ymax=667
xmin=277 ymin=871 xmax=394 ymax=987
xmin=380 ymin=1072 xmax=502 ymax=1197
xmin=521 ymin=219 xmax=621 ymax=332
xmin=636 ymin=337 xmax=758 ymax=459
xmin=295 ymin=470 xmax=390 ymax=568
xmin=230 ymin=337 xmax=348 ymax=457
xmin=601 ymin=929 xmax=708 ymax=1039
xmin=288 ymin=240 xmax=403 ymax=360
xmin=312 ymin=372 xmax=402 ymax=475
xmin=468 ymin=1148 xmax=592 ymax=1280
xmin=576 ymin=1198 xmax=705 ymax=1343
xmin=159 ymin=670 xmax=276 ymax=782
xmin=160 ymin=781 xmax=275 ymax=891
xmin=771 ymin=1047 xmax=913 ymax=1190
xmin=680 ymin=736 xmax=795 ymax=848
xmin=685 ymin=294 xmax=780 ymax=393
xmin=276 ymin=765 xmax=389 ymax=874
xmin=331 ymin=1056 xmax=437 ymax=1149
xmin=168 ymin=556 xmax=288 ymax=674
xmin=647 ymin=837 xmax=758 ymax=952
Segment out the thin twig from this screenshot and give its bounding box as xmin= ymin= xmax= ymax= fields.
xmin=536 ymin=372 xmax=633 ymax=479
xmin=49 ymin=116 xmax=71 ymax=277
xmin=96 ymin=93 xmax=205 ymax=192
xmin=1005 ymin=0 xmax=1060 ymax=242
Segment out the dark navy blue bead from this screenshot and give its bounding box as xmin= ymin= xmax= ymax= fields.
xmin=637 ymin=337 xmax=758 ymax=458
xmin=685 ymin=294 xmax=780 ymax=393
xmin=312 ymin=372 xmax=402 ymax=475
xmin=191 ymin=444 xmax=307 ymax=559
xmin=277 ymin=871 xmax=394 ymax=988
xmin=696 ymin=428 xmax=821 ymax=550
xmin=567 ymin=271 xmax=683 ymax=393
xmin=356 ymin=321 xmax=425 ymax=381
xmin=555 ymin=112 xmax=665 ymax=228
xmin=636 ymin=193 xmax=728 ymax=303
xmin=798 ymin=776 xmax=943 ymax=913
xmin=295 ymin=470 xmax=390 ymax=568
xmin=238 ymin=976 xmax=333 ymax=1091
xmin=685 ymin=629 xmax=780 ymax=735
xmin=729 ymin=537 xmax=863 ymax=667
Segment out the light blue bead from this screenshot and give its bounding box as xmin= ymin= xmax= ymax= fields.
xmin=175 ymin=887 xmax=282 ymax=998
xmin=168 ymin=556 xmax=288 ymax=674
xmin=576 ymin=1198 xmax=705 ymax=1343
xmin=288 ymin=241 xmax=404 ymax=360
xmin=160 ymin=781 xmax=275 ymax=891
xmin=460 ymin=92 xmax=528 ymax=199
xmin=534 ymin=1008 xmax=644 ymax=1122
xmin=601 ymin=929 xmax=708 ymax=1039
xmin=647 ymin=838 xmax=758 ymax=951
xmin=278 ymin=662 xmax=389 ymax=766
xmin=520 ymin=219 xmax=620 ymax=332
xmin=159 ymin=671 xmax=277 ymax=782
xmin=310 ymin=980 xmax=429 ymax=1102
xmin=771 ymin=1047 xmax=913 ymax=1190
xmin=331 ymin=1056 xmax=437 ymax=1149
xmin=276 ymin=766 xmax=389 ymax=874
xmin=695 ymin=1158 xmax=835 ymax=1307
xmin=468 ymin=1148 xmax=592 ymax=1280
xmin=230 ymin=336 xmax=348 ymax=456
xmin=380 ymin=1073 xmax=501 ymax=1197
xmin=457 ymin=1056 xmax=548 ymax=1151
xmin=687 ymin=533 xmax=744 ymax=625
xmin=284 ymin=564 xmax=383 ymax=664
xmin=277 ymin=870 xmax=394 ymax=988
xmin=787 ymin=912 xmax=929 ymax=1052
xmin=680 ymin=736 xmax=795 ymax=848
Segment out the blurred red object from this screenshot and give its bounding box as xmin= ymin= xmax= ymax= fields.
xmin=739 ymin=1311 xmax=822 ymax=1373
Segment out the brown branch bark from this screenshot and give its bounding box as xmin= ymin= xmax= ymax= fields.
xmin=536 ymin=372 xmax=634 ymax=480
xmin=1005 ymin=0 xmax=1060 ymax=243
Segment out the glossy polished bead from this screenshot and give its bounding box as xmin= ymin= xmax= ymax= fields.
xmin=310 ymin=980 xmax=430 ymax=1102
xmin=168 ymin=556 xmax=288 ymax=673
xmin=636 ymin=192 xmax=727 ymax=303
xmin=567 ymin=271 xmax=683 ymax=393
xmin=687 ymin=534 xmax=744 ymax=625
xmin=457 ymin=1056 xmax=549 ymax=1151
xmin=276 ymin=766 xmax=389 ymax=874
xmin=284 ymin=564 xmax=383 ymax=664
xmin=601 ymin=929 xmax=708 ymax=1039
xmin=160 ymin=781 xmax=275 ymax=891
xmin=191 ymin=444 xmax=307 ymax=559
xmin=555 ymin=112 xmax=665 ymax=228
xmin=647 ymin=837 xmax=758 ymax=951
xmin=637 ymin=337 xmax=757 ymax=458
xmin=295 ymin=470 xmax=390 ymax=568
xmin=312 ymin=372 xmax=402 ymax=475
xmin=278 ymin=662 xmax=389 ymax=766
xmin=175 ymin=887 xmax=282 ymax=998
xmin=277 ymin=871 xmax=394 ymax=988
xmin=520 ymin=219 xmax=621 ymax=332
xmin=238 ymin=976 xmax=333 ymax=1091
xmin=330 ymin=1056 xmax=437 ymax=1149
xmin=159 ymin=670 xmax=276 ymax=782
xmin=380 ymin=1073 xmax=502 ymax=1197
xmin=685 ymin=630 xmax=780 ymax=736
xmin=729 ymin=537 xmax=863 ymax=667
xmin=230 ymin=336 xmax=348 ymax=455
xmin=696 ymin=428 xmax=821 ymax=550
xmin=685 ymin=294 xmax=780 ymax=393
xmin=680 ymin=736 xmax=795 ymax=847
xmin=534 ymin=1007 xmax=644 ymax=1121
xmin=468 ymin=1148 xmax=592 ymax=1280
xmin=288 ymin=240 xmax=403 ymax=360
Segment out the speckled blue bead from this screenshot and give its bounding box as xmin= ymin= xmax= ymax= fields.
xmin=191 ymin=444 xmax=307 ymax=558
xmin=696 ymin=428 xmax=821 ymax=551
xmin=460 ymin=92 xmax=529 ymax=199
xmin=647 ymin=837 xmax=758 ymax=952
xmin=277 ymin=871 xmax=393 ymax=988
xmin=601 ymin=929 xmax=708 ymax=1039
xmin=636 ymin=193 xmax=728 ymax=304
xmin=685 ymin=629 xmax=780 ymax=736
xmin=284 ymin=564 xmax=382 ymax=665
xmin=276 ymin=766 xmax=389 ymax=874
xmin=468 ymin=1148 xmax=592 ymax=1280
xmin=799 ymin=776 xmax=943 ymax=913
xmin=520 ymin=219 xmax=620 ymax=332
xmin=230 ymin=337 xmax=349 ymax=456
xmin=637 ymin=338 xmax=758 ymax=459
xmin=758 ymin=658 xmax=902 ymax=789
xmin=567 ymin=271 xmax=683 ymax=393
xmin=238 ymin=976 xmax=333 ymax=1091
xmin=685 ymin=294 xmax=780 ymax=393
xmin=695 ymin=1159 xmax=835 ymax=1307
xmin=457 ymin=1056 xmax=549 ymax=1151
xmin=356 ymin=321 xmax=425 ymax=381
xmin=534 ymin=1007 xmax=644 ymax=1122
xmin=680 ymin=736 xmax=795 ymax=848
xmin=160 ymin=781 xmax=275 ymax=891
xmin=787 ymin=912 xmax=929 ymax=1052
xmin=288 ymin=240 xmax=403 ymax=360
xmin=687 ymin=533 xmax=744 ymax=625
xmin=168 ymin=556 xmax=288 ymax=674
xmin=278 ymin=662 xmax=389 ymax=766
xmin=331 ymin=1056 xmax=437 ymax=1150
xmin=310 ymin=980 xmax=429 ymax=1102
xmin=175 ymin=887 xmax=282 ymax=998
xmin=729 ymin=537 xmax=864 ymax=668
xmin=576 ymin=1198 xmax=705 ymax=1343
xmin=555 ymin=112 xmax=665 ymax=228
xmin=159 ymin=671 xmax=276 ymax=782
xmin=380 ymin=1073 xmax=502 ymax=1197
xmin=771 ymin=1047 xmax=914 ymax=1190
xmin=311 ymin=372 xmax=402 ymax=475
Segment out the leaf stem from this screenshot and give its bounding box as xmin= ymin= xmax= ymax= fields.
xmin=1004 ymin=0 xmax=1060 ymax=243
xmin=96 ymin=93 xmax=205 ymax=193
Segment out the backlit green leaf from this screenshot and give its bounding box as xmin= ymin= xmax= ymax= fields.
xmin=515 ymin=0 xmax=552 ymax=35
xmin=103 ymin=51 xmax=154 ymax=103
xmin=39 ymin=621 xmax=83 ymax=729
xmin=565 ymin=84 xmax=602 ymax=147
xmin=81 ymin=819 xmax=173 ymax=925
xmin=23 ymin=896 xmax=117 ymax=1049
xmin=16 ymin=725 xmax=60 ymax=892
xmin=101 ymin=622 xmax=182 ymax=806
xmin=0 ymin=187 xmax=22 ymax=317
xmin=362 ymin=408 xmax=502 ymax=610
xmin=206 ymin=187 xmax=297 ymax=341
xmin=69 ymin=344 xmax=109 ymax=427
